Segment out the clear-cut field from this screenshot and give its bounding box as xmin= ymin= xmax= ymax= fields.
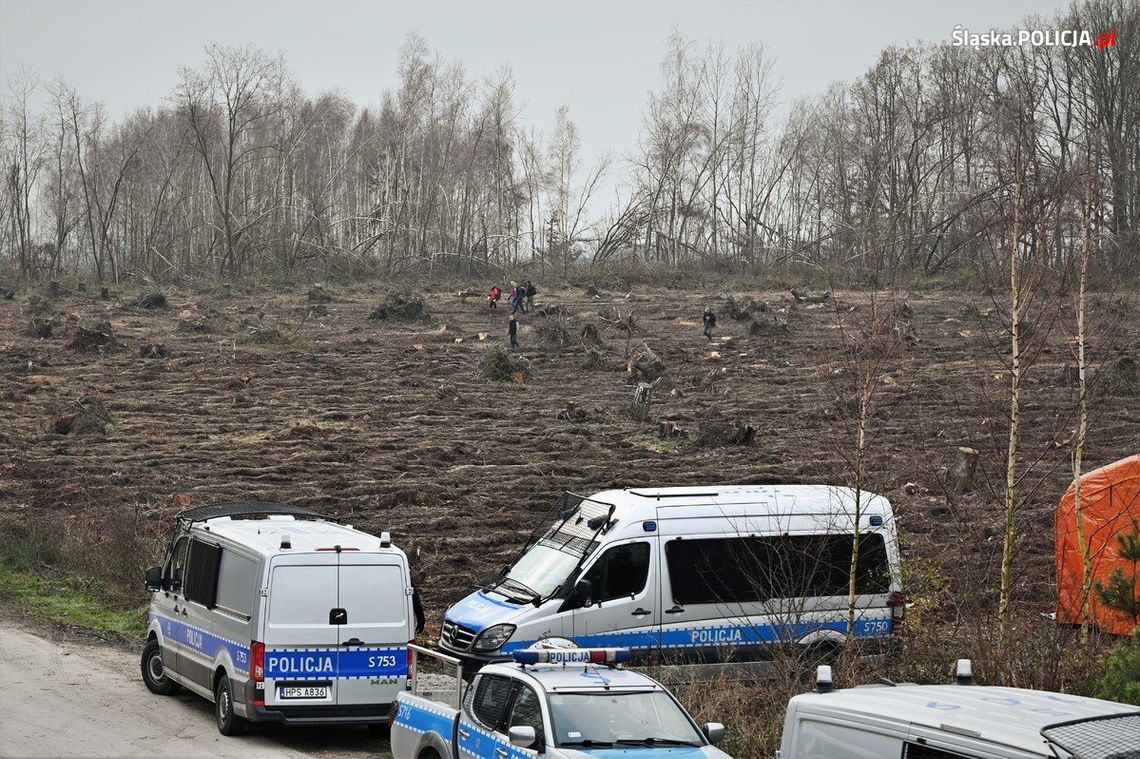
xmin=2 ymin=283 xmax=1137 ymax=630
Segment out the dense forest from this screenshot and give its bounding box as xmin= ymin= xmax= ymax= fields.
xmin=2 ymin=0 xmax=1137 ymax=284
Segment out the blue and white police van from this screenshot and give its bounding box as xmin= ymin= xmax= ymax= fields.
xmin=141 ymin=502 xmax=417 ymax=735
xmin=391 ymin=641 xmax=732 ymax=759
xmin=439 ymin=486 xmax=904 ymax=672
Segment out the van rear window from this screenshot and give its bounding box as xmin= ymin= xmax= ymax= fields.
xmin=339 ymin=565 xmax=407 ymax=624
xmin=666 ymin=534 xmax=891 ymax=604
xmin=269 ymin=565 xmax=338 ymax=625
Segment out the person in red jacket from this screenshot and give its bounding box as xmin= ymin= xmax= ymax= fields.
xmin=488 ymin=285 xmax=501 ymax=309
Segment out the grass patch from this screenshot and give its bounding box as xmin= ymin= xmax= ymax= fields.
xmin=0 ymin=563 xmax=145 ymax=638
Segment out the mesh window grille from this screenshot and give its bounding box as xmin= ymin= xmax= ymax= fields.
xmin=1041 ymin=713 xmax=1140 ymax=759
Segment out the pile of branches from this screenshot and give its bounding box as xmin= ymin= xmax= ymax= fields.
xmin=369 ymin=293 xmax=428 ymax=321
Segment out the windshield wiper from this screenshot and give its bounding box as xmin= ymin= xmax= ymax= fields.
xmin=499 ymin=577 xmax=540 ymax=601
xmin=560 ymin=740 xmax=615 ymax=748
xmin=616 ymin=738 xmax=701 ymax=747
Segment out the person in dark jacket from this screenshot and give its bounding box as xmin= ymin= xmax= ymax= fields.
xmin=703 ymin=307 xmax=717 ymax=341
xmin=525 ymin=280 xmax=537 ymax=310
xmin=509 ymin=315 xmax=519 ymax=348
xmin=509 ymin=281 xmax=524 ymax=314
xmin=412 ymin=586 xmax=425 ymax=635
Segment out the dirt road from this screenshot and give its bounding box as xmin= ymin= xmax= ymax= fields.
xmin=0 ymin=625 xmax=385 ymax=759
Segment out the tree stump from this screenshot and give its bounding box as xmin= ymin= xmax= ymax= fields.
xmin=950 ymin=446 xmax=979 ymax=494
xmin=99 ymin=287 xmax=110 ymax=300
xmin=47 ymin=281 xmax=62 ymax=299
xmin=629 ymin=382 xmax=655 ymax=422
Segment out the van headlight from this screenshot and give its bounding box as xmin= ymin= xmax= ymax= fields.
xmin=473 ymin=624 xmax=516 ymax=652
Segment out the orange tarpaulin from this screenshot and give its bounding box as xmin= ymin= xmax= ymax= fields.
xmin=1056 ymin=454 xmax=1140 ymax=635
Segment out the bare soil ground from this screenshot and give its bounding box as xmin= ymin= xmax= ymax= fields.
xmin=2 ymin=281 xmax=1138 ymax=632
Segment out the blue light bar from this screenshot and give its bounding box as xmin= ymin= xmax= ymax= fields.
xmin=512 ymin=647 xmax=631 ymax=665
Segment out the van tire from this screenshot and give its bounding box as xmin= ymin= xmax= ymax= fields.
xmin=214 ymin=676 xmax=248 ymax=736
xmin=140 ymin=639 xmax=180 ymax=695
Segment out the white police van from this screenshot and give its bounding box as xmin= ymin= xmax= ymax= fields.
xmin=141 ymin=501 xmax=417 ymax=735
xmin=439 ymin=486 xmax=903 ymax=671
xmin=777 ymin=660 xmax=1140 ymax=758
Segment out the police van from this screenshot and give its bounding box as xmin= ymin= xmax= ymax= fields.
xmin=777 ymin=660 xmax=1140 ymax=758
xmin=141 ymin=501 xmax=417 ymax=735
xmin=439 ymin=485 xmax=904 ymax=671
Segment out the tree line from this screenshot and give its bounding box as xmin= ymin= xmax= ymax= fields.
xmin=2 ymin=0 xmax=1136 ymax=284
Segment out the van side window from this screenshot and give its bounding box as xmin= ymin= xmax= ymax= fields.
xmin=214 ymin=549 xmax=257 ymax=618
xmin=578 ymin=542 xmax=650 ymax=604
xmin=183 ymin=540 xmax=223 ymax=608
xmin=666 ymin=534 xmax=891 ymax=604
xmin=666 ymin=537 xmax=773 ymax=604
xmin=471 ymin=675 xmax=514 ymax=730
xmin=167 ymin=537 xmax=190 ymax=594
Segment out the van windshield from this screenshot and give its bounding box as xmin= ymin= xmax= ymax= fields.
xmin=499 ymin=539 xmax=596 ymax=600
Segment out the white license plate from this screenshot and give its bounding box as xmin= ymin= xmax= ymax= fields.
xmin=278 ymin=686 xmax=329 ymax=699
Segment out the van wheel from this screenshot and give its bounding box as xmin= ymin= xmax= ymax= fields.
xmin=214 ymin=676 xmax=248 ymax=736
xmin=140 ymin=639 xmax=180 ymax=695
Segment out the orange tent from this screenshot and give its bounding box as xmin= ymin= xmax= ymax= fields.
xmin=1056 ymin=454 xmax=1140 ymax=635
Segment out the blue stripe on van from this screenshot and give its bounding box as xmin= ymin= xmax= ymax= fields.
xmin=499 ymin=617 xmax=893 ymax=652
xmin=149 ymin=612 xmax=250 ymax=675
xmin=265 ymin=647 xmax=408 ymax=680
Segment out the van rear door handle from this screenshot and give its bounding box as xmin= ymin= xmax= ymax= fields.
xmin=458 ymin=728 xmax=471 ymax=740
xmin=342 ymin=637 xmax=365 ymax=647
xmin=631 ymin=607 xmax=652 ymax=617
xmin=665 ymin=605 xmax=685 ymax=614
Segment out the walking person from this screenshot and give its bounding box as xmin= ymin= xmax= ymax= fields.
xmin=703 ymin=306 xmax=717 ymax=342
xmin=525 ymin=280 xmax=537 ymax=310
xmin=488 ymin=285 xmax=501 ymax=309
xmin=509 ymin=281 xmax=523 ymax=314
xmin=508 ymin=314 xmax=519 ymax=349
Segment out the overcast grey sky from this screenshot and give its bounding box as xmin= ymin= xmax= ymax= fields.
xmin=1 ymin=0 xmax=1068 ymax=204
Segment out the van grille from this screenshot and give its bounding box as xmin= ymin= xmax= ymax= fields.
xmin=440 ymin=620 xmax=477 ymax=651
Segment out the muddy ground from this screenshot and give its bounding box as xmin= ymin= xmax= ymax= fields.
xmin=2 ymin=280 xmax=1138 ymax=631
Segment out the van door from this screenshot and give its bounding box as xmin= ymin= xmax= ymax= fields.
xmin=567 ymin=538 xmax=659 ymax=656
xmin=262 ymin=554 xmax=341 ymax=708
xmin=335 ymin=552 xmax=411 ymax=707
xmin=155 ymin=535 xmax=190 ymax=677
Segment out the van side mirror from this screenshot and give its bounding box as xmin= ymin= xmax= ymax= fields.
xmin=569 ymin=579 xmax=594 ymax=608
xmin=145 ymin=566 xmax=163 ymax=592
xmin=703 ymin=723 xmax=725 ymax=744
xmin=508 ymin=726 xmax=536 ymax=748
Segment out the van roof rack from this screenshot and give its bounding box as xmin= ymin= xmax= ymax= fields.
xmin=177 ymin=501 xmax=333 ymax=525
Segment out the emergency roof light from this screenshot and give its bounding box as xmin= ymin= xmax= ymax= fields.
xmin=512 ymin=647 xmax=631 ymax=666
xmin=814 ymin=665 xmax=834 ymax=693
xmin=955 ymin=658 xmax=975 ymax=685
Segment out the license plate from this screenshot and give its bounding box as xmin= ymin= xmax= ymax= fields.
xmin=278 ymin=686 xmax=329 ymax=699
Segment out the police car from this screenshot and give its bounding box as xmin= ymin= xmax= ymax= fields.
xmin=776 ymin=660 xmax=1140 ymax=758
xmin=391 ymin=641 xmax=732 ymax=759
